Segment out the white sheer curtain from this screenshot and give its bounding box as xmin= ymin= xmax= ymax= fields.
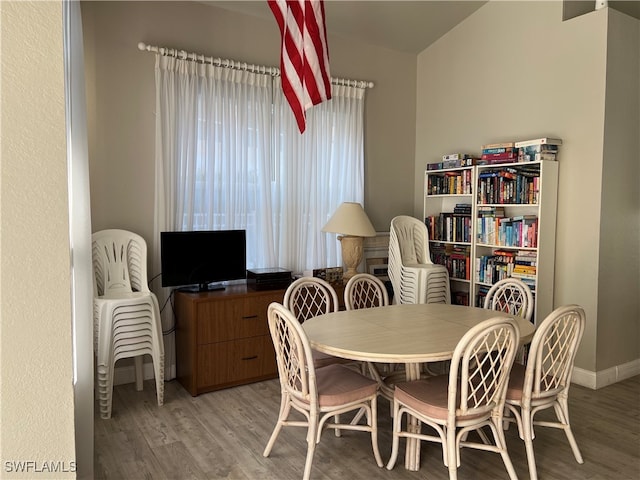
xmin=153 ymin=55 xmax=274 ymax=378
xmin=272 ymin=79 xmax=366 ymax=270
xmin=153 ymin=55 xmax=367 ymax=378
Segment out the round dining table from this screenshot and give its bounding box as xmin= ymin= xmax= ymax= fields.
xmin=302 ymin=302 xmax=536 ymax=472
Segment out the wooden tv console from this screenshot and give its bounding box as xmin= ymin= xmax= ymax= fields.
xmin=174 ymin=284 xmax=285 ymax=396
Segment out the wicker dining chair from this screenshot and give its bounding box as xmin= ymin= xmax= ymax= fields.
xmin=344 ymin=273 xmax=389 ymax=310
xmin=484 ymin=277 xmax=534 ymax=366
xmin=387 ymin=316 xmax=520 ymax=480
xmin=484 ymin=277 xmax=534 ymax=322
xmin=283 ymin=276 xmax=347 ymax=369
xmin=504 ymin=304 xmax=586 ymax=480
xmin=343 ymin=273 xmax=398 ymax=405
xmin=263 ymin=302 xmax=383 ymax=480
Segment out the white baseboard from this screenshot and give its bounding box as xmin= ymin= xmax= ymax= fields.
xmin=112 ymin=360 xmax=640 ymax=391
xmin=572 ymin=358 xmax=640 ymax=389
xmin=113 ymin=362 xmax=176 ymax=386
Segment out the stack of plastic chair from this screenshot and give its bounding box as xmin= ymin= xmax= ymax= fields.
xmin=92 ymin=229 xmax=164 ymax=419
xmin=388 ymin=215 xmax=451 ymax=304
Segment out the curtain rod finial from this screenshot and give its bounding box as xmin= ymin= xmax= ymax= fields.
xmin=138 ymin=42 xmax=147 ymax=51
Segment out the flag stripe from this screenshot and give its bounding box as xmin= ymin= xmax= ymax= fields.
xmin=268 ymin=0 xmax=331 ymax=133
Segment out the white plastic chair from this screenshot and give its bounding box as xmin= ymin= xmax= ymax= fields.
xmin=484 ymin=277 xmax=534 ymax=322
xmin=388 ymin=215 xmax=451 ymax=305
xmin=387 ymin=317 xmax=520 ymax=480
xmin=263 ymin=302 xmax=383 ymax=480
xmin=92 ymin=229 xmax=164 ymax=419
xmin=504 ymin=305 xmax=586 ymax=480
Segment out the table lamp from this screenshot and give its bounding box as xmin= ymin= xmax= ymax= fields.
xmin=322 ymin=202 xmax=376 ymax=282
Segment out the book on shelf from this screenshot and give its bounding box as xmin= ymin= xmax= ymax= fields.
xmin=519 ymin=144 xmax=559 ymax=153
xmin=533 ymin=152 xmax=557 ymax=161
xmin=518 ymin=144 xmax=559 ymax=161
xmin=426 ymin=168 xmax=473 ymax=195
xmin=481 ymin=151 xmax=518 ymax=160
xmin=442 ymin=153 xmax=474 ymax=161
xmin=478 ymin=168 xmax=517 ymax=179
xmin=431 ymin=243 xmax=471 ymax=280
xmin=453 ymin=203 xmax=472 ymax=214
xmin=481 ymin=146 xmax=517 ymax=155
xmin=514 ymin=137 xmax=563 ymax=148
xmin=427 ymin=157 xmax=477 ymax=170
xmin=482 ymin=141 xmax=515 ymax=149
xmin=477 ymin=206 xmax=506 ymax=216
xmin=515 ymin=251 xmax=537 ymax=264
xmin=452 ymin=290 xmax=470 ymax=306
xmin=476 ymin=157 xmax=520 ymax=166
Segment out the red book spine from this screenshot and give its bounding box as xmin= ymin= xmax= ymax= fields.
xmin=481 ymin=152 xmax=518 ymax=160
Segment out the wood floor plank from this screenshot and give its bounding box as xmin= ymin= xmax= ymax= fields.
xmin=95 ymin=375 xmax=640 ymax=480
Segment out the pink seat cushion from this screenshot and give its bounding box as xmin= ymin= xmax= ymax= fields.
xmin=506 ymin=362 xmax=526 ymax=402
xmin=395 ymin=375 xmax=488 ymax=421
xmin=315 ymin=364 xmax=378 ymax=407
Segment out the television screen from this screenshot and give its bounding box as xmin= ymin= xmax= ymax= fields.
xmin=160 ymin=230 xmax=246 ymax=291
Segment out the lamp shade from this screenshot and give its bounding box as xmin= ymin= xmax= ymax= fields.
xmin=322 ymin=202 xmax=376 ymax=237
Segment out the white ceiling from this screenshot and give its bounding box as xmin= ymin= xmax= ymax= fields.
xmin=208 ymin=1 xmax=640 ymax=54
xmin=206 ymin=1 xmax=488 ymax=54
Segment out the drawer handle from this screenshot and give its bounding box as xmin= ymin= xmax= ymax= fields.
xmin=242 ymin=315 xmax=258 ymax=320
xmin=242 ymin=355 xmax=258 ymax=361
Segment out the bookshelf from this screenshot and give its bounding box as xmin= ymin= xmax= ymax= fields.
xmin=424 ymin=160 xmax=559 ymax=325
xmin=424 ymin=166 xmax=474 ymax=306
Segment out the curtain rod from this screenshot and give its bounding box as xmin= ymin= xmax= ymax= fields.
xmin=138 ymin=42 xmax=374 ymax=89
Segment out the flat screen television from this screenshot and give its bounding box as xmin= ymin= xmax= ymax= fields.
xmin=161 ymin=229 xmax=246 ymax=292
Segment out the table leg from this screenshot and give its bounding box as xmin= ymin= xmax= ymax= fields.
xmin=404 ymin=362 xmax=421 ymax=471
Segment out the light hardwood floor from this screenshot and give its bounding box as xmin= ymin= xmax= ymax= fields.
xmin=95 ymin=375 xmax=640 ymax=480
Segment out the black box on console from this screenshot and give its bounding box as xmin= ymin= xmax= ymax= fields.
xmin=246 ymin=267 xmax=292 ymax=291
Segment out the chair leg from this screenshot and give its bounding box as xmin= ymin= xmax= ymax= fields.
xmin=386 ymin=401 xmax=402 ymax=470
xmin=152 ymin=351 xmax=165 ymax=406
xmin=334 ymin=414 xmax=341 ymax=437
xmin=490 ymin=418 xmax=518 ymax=480
xmin=555 ymin=397 xmax=583 ymax=464
xmin=522 ymin=406 xmax=539 ymax=480
xmin=446 ymin=425 xmax=458 ymax=480
xmin=134 ymin=356 xmax=144 ymax=391
xmin=369 ymin=397 xmax=383 ymax=468
xmin=263 ymin=395 xmax=291 ymax=457
xmin=303 ymin=415 xmax=318 ymax=480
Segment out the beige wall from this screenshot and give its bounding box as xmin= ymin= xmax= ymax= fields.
xmin=415 ymin=1 xmax=639 ymax=381
xmin=598 ymin=9 xmax=640 ymax=372
xmin=0 ymin=1 xmax=76 ymax=477
xmin=82 ymin=0 xmax=638 ymax=385
xmin=81 ymin=0 xmax=417 ymax=246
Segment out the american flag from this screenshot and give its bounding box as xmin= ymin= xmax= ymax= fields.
xmin=268 ymin=0 xmax=332 ymax=133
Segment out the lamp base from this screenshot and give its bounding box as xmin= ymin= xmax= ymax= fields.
xmin=338 ymin=235 xmax=364 ymax=282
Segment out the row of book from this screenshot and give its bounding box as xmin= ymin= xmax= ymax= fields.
xmin=426 ymin=155 xmax=476 ymax=171
xmin=476 ymin=211 xmax=539 ymax=248
xmin=452 ymin=291 xmax=470 ymax=306
xmin=430 ymin=244 xmax=471 ymax=280
xmin=425 ymin=208 xmax=473 ymax=243
xmin=426 ymin=138 xmax=562 ymax=170
xmin=477 ymin=167 xmax=540 ymax=205
xmin=475 ymin=253 xmax=537 ymax=288
xmin=426 ymin=169 xmax=473 ymax=195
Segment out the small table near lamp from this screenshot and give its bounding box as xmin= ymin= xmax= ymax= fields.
xmin=322 ymin=202 xmax=377 ymax=282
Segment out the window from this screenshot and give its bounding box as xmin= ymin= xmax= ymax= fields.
xmin=154 ymin=57 xmax=367 ymax=273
